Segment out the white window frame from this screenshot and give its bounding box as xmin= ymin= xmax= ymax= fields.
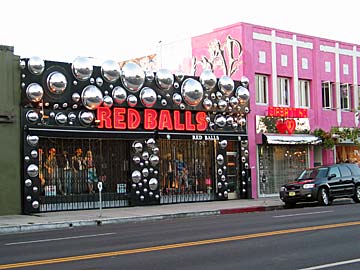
xmin=298 ymin=79 xmax=310 ymax=108
xmin=340 ymin=83 xmax=351 ymax=110
xmin=321 ymin=81 xmax=333 ymax=109
xmin=277 ymin=77 xmax=290 ymax=106
xmin=255 ymin=74 xmax=269 ymax=105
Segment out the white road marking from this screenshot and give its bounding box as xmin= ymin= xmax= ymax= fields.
xmin=273 ymin=210 xmax=333 ymax=218
xmin=5 ymin=232 xmax=116 ymax=246
xmin=298 ymin=258 xmax=360 ymax=269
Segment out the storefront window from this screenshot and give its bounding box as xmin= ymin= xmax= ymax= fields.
xmin=336 ymin=145 xmax=360 ymax=164
xmin=258 ymin=145 xmax=309 ymax=195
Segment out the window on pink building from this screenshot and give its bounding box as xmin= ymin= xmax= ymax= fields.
xmin=298 ymin=80 xmax=310 ymax=108
xmin=340 ymin=83 xmax=351 ymax=110
xmin=255 ymin=74 xmax=268 ymax=105
xmin=277 ymin=77 xmax=290 ymax=106
xmin=322 ymin=81 xmax=333 ymax=109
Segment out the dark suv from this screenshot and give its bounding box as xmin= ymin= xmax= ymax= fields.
xmin=279 ymin=163 xmax=360 ymax=208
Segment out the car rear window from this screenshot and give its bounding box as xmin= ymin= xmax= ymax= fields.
xmin=345 ymin=164 xmax=360 ymax=175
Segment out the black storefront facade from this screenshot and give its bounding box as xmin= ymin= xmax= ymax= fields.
xmin=21 ymin=57 xmax=250 ymax=214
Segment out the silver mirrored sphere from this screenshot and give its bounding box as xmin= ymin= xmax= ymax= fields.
xmin=181 ymin=78 xmax=204 ymax=106
xmin=72 ymin=92 xmax=81 ymax=102
xmin=142 ymin=151 xmax=150 ymax=161
xmin=214 ymin=114 xmax=226 ymax=128
xmin=149 ymin=155 xmax=159 ymax=166
xmin=140 ymin=87 xmax=157 ymax=108
xmin=200 ymin=70 xmax=217 ymax=90
xmin=219 ymin=140 xmax=228 ymax=149
xmin=27 ymin=135 xmax=39 ymax=146
xmin=152 ymin=147 xmax=159 ymax=155
xmin=68 ymin=112 xmax=76 ymax=121
xmin=27 ymin=164 xmax=39 ymax=177
xmin=72 ymin=57 xmax=93 ymax=81
xmin=202 ymin=98 xmax=213 ymax=111
xmin=217 ymin=99 xmax=228 ymax=111
xmin=112 ymin=86 xmax=127 ymax=105
xmin=25 ymin=179 xmax=32 ymax=187
xmin=127 ymin=95 xmax=138 ymax=107
xmin=79 ymin=111 xmax=94 ymax=125
xmin=236 ymin=86 xmax=250 ymax=103
xmin=175 ymin=70 xmax=185 ymax=82
xmin=26 ymin=110 xmax=39 ymax=123
xmin=33 ymin=186 xmax=39 ymax=193
xmin=230 ymin=96 xmax=239 ymax=106
xmin=146 ymin=138 xmax=156 ymax=148
xmin=121 ymin=62 xmax=145 ymax=92
xmin=133 ymin=155 xmax=141 ymax=164
xmin=32 ymin=200 xmax=39 ymax=209
xmin=26 ymin=195 xmax=32 ymax=202
xmin=155 ymin=69 xmax=174 ymax=90
xmin=24 ymin=156 xmax=30 ymax=162
xmin=96 ymin=77 xmax=103 ymax=87
xmin=145 ymin=70 xmax=155 ymax=82
xmin=55 ymin=113 xmax=67 ymax=125
xmin=132 ymin=170 xmax=142 ymax=183
xmin=132 ymin=141 xmax=143 ymax=153
xmin=28 ymin=56 xmax=45 ymax=75
xmin=101 ymin=60 xmax=121 ymax=82
xmin=172 ymin=93 xmax=182 ymax=105
xmin=218 ymin=75 xmax=234 ymax=96
xmin=103 ymin=95 xmax=114 ymax=108
xmin=81 ymin=85 xmax=103 ymax=110
xmin=26 ymin=83 xmax=44 ymax=103
xmin=216 ymin=154 xmax=224 ymax=165
xmin=142 ymin=168 xmax=149 ymax=177
xmin=30 ymin=150 xmax=38 ymax=158
xmin=47 ymin=71 xmax=67 ymax=95
xmin=149 ymin=178 xmax=158 ymax=191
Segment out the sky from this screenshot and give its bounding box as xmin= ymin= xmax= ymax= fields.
xmin=1 ymin=0 xmax=359 ymax=64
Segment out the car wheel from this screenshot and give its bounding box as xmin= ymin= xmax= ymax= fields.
xmin=284 ymin=202 xmax=296 ymax=208
xmin=353 ymin=185 xmax=360 ymax=203
xmin=318 ymin=187 xmax=330 ymax=206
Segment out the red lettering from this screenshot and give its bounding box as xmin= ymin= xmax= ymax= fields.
xmin=158 ymin=110 xmax=173 ymax=130
xmin=173 ymin=110 xmax=185 ymax=130
xmin=113 ymin=108 xmax=126 ymax=129
xmin=144 ymin=109 xmax=157 ymax=130
xmin=185 ymin=111 xmax=195 ymax=131
xmin=127 ymin=108 xmax=141 ymax=129
xmin=97 ymin=107 xmax=112 ymax=128
xmin=196 ymin=112 xmax=207 ymax=131
xmin=268 ymin=106 xmax=274 ymax=117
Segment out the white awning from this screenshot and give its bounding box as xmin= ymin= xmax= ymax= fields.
xmin=262 ymin=133 xmax=322 ymax=145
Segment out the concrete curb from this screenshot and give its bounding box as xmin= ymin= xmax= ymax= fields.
xmin=0 ymin=204 xmax=284 ymax=235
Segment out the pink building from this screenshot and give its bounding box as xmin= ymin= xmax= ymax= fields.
xmin=160 ymin=22 xmax=360 ymax=198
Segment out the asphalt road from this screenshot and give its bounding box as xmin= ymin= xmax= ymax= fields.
xmin=0 ymin=201 xmax=360 ymax=270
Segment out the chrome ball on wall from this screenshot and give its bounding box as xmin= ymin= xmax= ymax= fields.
xmin=127 ymin=95 xmax=138 ymax=107
xmin=218 ymin=75 xmax=234 ymax=96
xmin=28 ymin=56 xmax=45 ymax=75
xmin=202 ymin=98 xmax=213 ymax=111
xmin=181 ymin=78 xmax=204 ymax=106
xmin=112 ymin=86 xmax=127 ymax=105
xmin=172 ymin=93 xmax=182 ymax=105
xmin=72 ymin=57 xmax=93 ymax=81
xmin=25 ymin=179 xmax=32 ymax=187
xmin=47 ymin=71 xmax=67 ymax=95
xmin=146 ymin=138 xmax=156 ymax=149
xmin=26 ymin=83 xmax=44 ymax=103
xmin=240 ymin=76 xmax=249 ymax=88
xmin=149 ymin=154 xmax=159 ymax=166
xmin=140 ymin=87 xmax=157 ymax=108
xmin=132 ymin=141 xmax=143 ymax=153
xmin=26 ymin=135 xmax=39 ymax=146
xmin=200 ymin=70 xmax=217 ymax=90
xmin=219 ymin=140 xmax=228 ymax=149
xmin=27 ymin=164 xmax=39 ymax=177
xmin=236 ymin=86 xmax=250 ymax=104
xmin=72 ymin=92 xmax=81 ymax=102
xmin=79 ymin=111 xmax=94 ymax=125
xmin=55 ymin=113 xmax=67 ymax=125
xmin=26 ymin=110 xmax=39 ymax=123
xmin=103 ymin=95 xmax=114 ymax=108
xmin=214 ymin=114 xmax=226 ymax=128
xmin=121 ymin=62 xmax=145 ymax=92
xmin=155 ymin=69 xmax=174 ymax=90
xmin=132 ymin=170 xmax=142 ymax=183
xmin=101 ymin=60 xmax=121 ymax=82
xmin=149 ymin=178 xmax=158 ymax=191
xmin=81 ymin=85 xmax=103 ymax=110
xmin=216 ymin=154 xmax=224 ymax=165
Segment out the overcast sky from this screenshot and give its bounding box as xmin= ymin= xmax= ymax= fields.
xmin=1 ymin=0 xmax=359 ymax=64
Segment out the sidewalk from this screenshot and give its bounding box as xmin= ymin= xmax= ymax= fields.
xmin=0 ymin=197 xmax=284 ymax=234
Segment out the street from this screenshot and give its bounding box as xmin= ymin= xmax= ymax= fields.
xmin=0 ymin=201 xmax=360 ymax=270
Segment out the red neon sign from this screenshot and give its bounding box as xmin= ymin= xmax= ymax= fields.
xmin=267 ymin=106 xmax=308 ymax=118
xmin=97 ymin=107 xmax=208 ymax=132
